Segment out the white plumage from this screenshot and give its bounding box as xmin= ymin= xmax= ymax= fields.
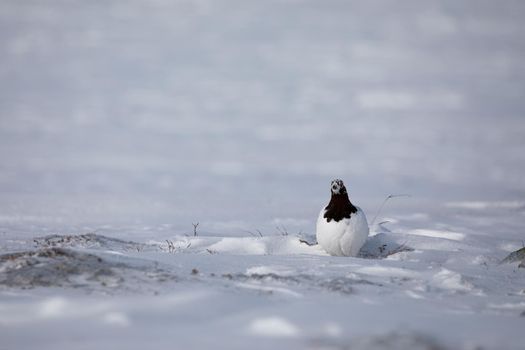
xmin=316 ymin=206 xmax=369 ymax=256
xmin=316 ymin=179 xmax=369 ymax=256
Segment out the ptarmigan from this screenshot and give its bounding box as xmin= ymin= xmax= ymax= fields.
xmin=316 ymin=179 xmax=369 ymax=256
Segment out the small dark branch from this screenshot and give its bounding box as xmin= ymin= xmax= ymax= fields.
xmin=166 ymin=239 xmax=175 ymax=253
xmin=299 ymin=239 xmax=316 ymax=246
xmin=244 ymin=230 xmax=256 ymax=238
xmin=192 ymin=223 xmax=199 ymax=237
xmin=276 ymin=225 xmax=288 ymax=236
xmin=186 ymin=242 xmax=192 ymax=249
xmin=206 ymin=249 xmax=217 ymax=254
xmin=245 ymin=229 xmax=263 ymax=238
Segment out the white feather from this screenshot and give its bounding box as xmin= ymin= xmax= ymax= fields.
xmin=316 ymin=206 xmax=369 ymax=256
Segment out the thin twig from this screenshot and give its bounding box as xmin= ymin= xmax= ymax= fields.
xmin=166 ymin=239 xmax=175 ymax=253
xmin=276 ymin=225 xmax=288 ymax=236
xmin=370 ymin=194 xmax=411 ymax=228
xmin=192 ymin=223 xmax=199 ymax=237
xmin=299 ymin=239 xmax=316 ymax=246
xmin=245 ymin=229 xmax=263 ymax=238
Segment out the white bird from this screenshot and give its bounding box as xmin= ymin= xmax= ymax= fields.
xmin=316 ymin=179 xmax=369 ymax=256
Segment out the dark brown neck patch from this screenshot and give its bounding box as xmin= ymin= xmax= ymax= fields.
xmin=324 ymin=192 xmax=358 ymax=223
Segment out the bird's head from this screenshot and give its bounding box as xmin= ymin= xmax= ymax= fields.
xmin=330 ymin=179 xmax=347 ymax=195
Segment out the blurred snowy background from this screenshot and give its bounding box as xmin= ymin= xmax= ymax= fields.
xmin=1 ymin=0 xmax=524 ymax=236
xmin=2 ymin=2 xmax=525 ymax=350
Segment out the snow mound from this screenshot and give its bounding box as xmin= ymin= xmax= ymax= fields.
xmin=407 ymin=229 xmax=465 ymax=241
xmin=33 ymin=233 xmax=152 ymax=252
xmin=499 ymin=247 xmax=525 ymax=267
xmin=206 ymin=236 xmax=324 ymax=255
xmin=159 ymin=233 xmax=409 ymax=258
xmin=0 ymin=248 xmax=174 ymax=292
xmin=314 ymin=331 xmax=445 ymax=350
xmin=248 ymin=316 xmax=300 ymax=337
xmin=360 ymin=233 xmax=414 ymax=259
xmin=223 ymin=270 xmax=380 ymax=296
xmin=432 ymin=268 xmax=477 ymax=294
xmin=31 ymin=232 xmax=411 ymax=259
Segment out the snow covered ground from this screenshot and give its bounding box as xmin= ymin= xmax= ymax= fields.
xmin=1 ymin=0 xmax=525 ymax=349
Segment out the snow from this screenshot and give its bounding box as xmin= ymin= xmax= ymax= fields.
xmin=249 ymin=317 xmax=301 ymax=337
xmin=1 ymin=226 xmax=524 ymax=349
xmin=1 ymin=0 xmax=525 ymax=349
xmin=407 ymin=229 xmax=466 ymax=241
